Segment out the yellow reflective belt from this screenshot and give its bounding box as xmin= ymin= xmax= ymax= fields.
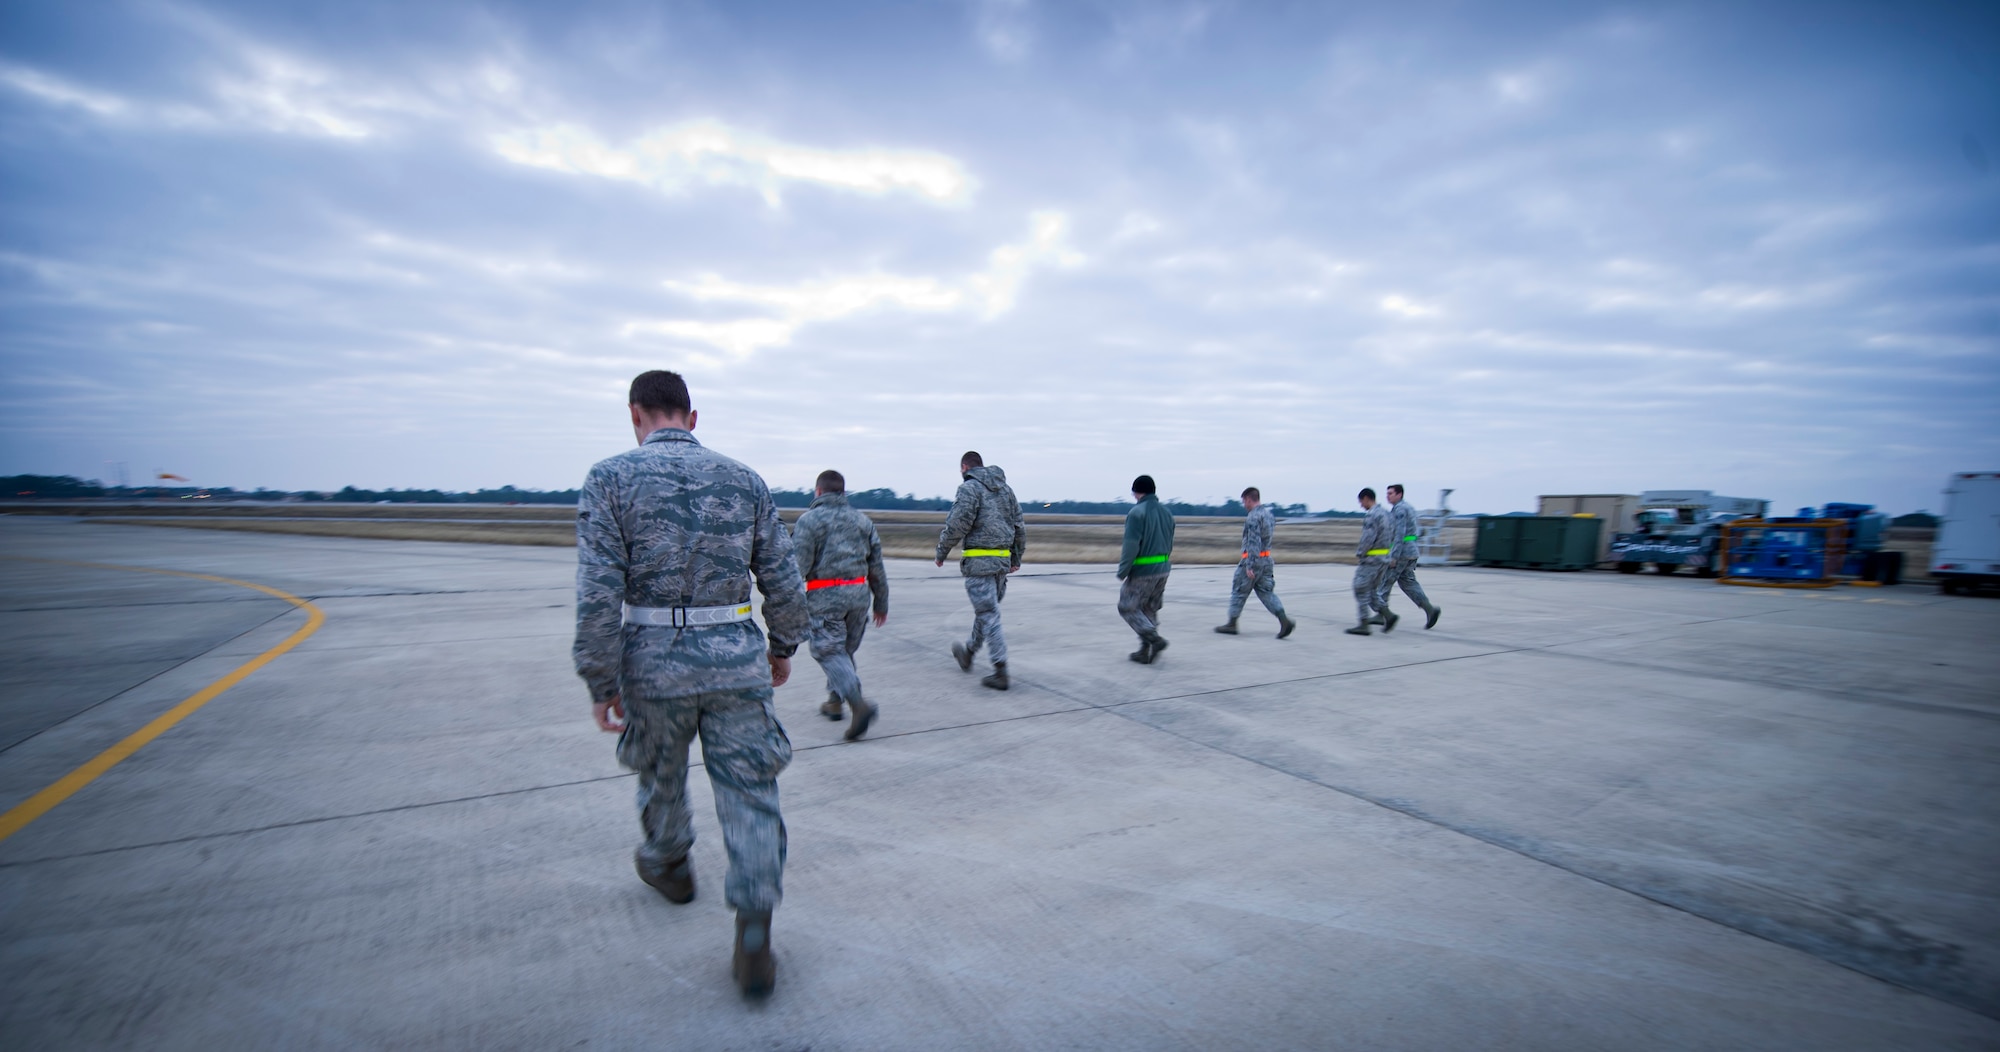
xmin=1367 ymin=549 xmax=1392 ymax=556
xmin=964 ymin=549 xmax=1012 ymax=557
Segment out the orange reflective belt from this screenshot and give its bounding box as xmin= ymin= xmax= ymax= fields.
xmin=806 ymin=577 xmax=868 ymax=591
xmin=1241 ymin=550 xmax=1271 ymax=559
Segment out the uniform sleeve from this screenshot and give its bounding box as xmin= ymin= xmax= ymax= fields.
xmin=866 ymin=520 xmax=889 ymax=615
xmin=791 ymin=513 xmax=823 ymax=583
xmin=1007 ymin=490 xmax=1026 ymax=570
xmin=937 ymin=480 xmax=979 ymax=561
xmin=749 ymin=481 xmax=808 ymax=658
xmin=572 ymin=465 xmax=627 ymax=705
xmin=1117 ymin=508 xmax=1140 ymax=579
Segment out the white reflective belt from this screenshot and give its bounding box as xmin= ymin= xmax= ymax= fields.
xmin=622 ymin=602 xmax=754 ymax=627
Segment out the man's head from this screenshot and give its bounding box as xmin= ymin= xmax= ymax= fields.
xmin=815 ymin=469 xmax=845 ymax=497
xmin=1386 ymin=484 xmax=1405 ymax=505
xmin=628 ymin=370 xmax=694 ymax=443
xmin=1358 ymin=487 xmax=1377 ymax=509
xmin=1241 ymin=486 xmax=1261 ymax=511
xmin=960 ymin=450 xmax=983 ymax=475
xmin=1132 ymin=474 xmax=1156 ymax=499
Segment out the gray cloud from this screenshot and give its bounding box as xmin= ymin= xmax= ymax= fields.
xmin=1 ymin=0 xmax=1995 ymax=514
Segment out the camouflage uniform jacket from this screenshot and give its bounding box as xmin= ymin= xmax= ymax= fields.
xmin=573 ymin=427 xmax=808 ymax=704
xmin=1117 ymin=494 xmax=1175 ymax=580
xmin=1356 ymin=503 xmax=1394 ymax=560
xmin=1389 ymin=500 xmax=1420 ymax=560
xmin=1240 ymin=505 xmax=1277 ymax=566
xmin=790 ymin=491 xmax=889 ymax=616
xmin=937 ymin=465 xmax=1025 ymax=576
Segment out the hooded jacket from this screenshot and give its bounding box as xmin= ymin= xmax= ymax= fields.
xmin=937 ymin=464 xmax=1026 ymax=577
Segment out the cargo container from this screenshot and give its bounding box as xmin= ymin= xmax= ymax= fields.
xmin=1474 ymin=516 xmax=1603 ymax=571
xmin=1536 ymin=494 xmax=1640 ymax=565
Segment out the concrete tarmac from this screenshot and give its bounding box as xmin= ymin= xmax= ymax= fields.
xmin=1 ymin=517 xmax=1996 ymax=1050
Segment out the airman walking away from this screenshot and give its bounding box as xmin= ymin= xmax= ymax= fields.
xmin=574 ymin=370 xmax=807 ymax=996
xmin=1346 ymin=487 xmax=1399 ymax=636
xmin=1372 ymin=483 xmax=1441 ymax=629
xmin=936 ymin=450 xmax=1025 ymax=690
xmin=791 ymin=469 xmax=889 ymax=739
xmin=1215 ymin=487 xmax=1297 ymax=638
xmin=1117 ymin=474 xmax=1176 ymax=664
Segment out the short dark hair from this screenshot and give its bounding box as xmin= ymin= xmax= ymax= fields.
xmin=1132 ymin=475 xmax=1156 ymax=495
xmin=960 ymin=450 xmax=983 ymax=469
xmin=1358 ymin=487 xmax=1377 ymax=501
xmin=1242 ymin=486 xmax=1260 ymax=501
xmin=629 ymin=371 xmax=691 ymax=416
xmin=1387 ymin=484 xmax=1405 ymax=497
xmin=816 ymin=469 xmax=845 ymax=493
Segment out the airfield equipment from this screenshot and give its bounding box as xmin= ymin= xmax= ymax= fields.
xmin=1931 ymin=472 xmax=2000 ymax=595
xmin=1473 ymin=515 xmax=1603 ymax=571
xmin=1416 ymin=488 xmax=1454 ymax=566
xmin=1609 ymin=490 xmax=1769 ymax=577
xmin=1717 ymin=503 xmax=1901 ymax=587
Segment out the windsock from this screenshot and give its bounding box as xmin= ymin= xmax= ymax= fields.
xmin=158 ymin=472 xmax=190 ymax=482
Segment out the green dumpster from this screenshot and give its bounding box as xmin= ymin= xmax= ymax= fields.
xmin=1474 ymin=516 xmax=1603 ymax=571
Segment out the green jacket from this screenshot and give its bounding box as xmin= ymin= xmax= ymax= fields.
xmin=1118 ymin=494 xmax=1175 ymax=579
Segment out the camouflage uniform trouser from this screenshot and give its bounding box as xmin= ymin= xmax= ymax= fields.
xmin=1374 ymin=557 xmax=1432 ymax=612
xmin=617 ymin=686 xmax=791 ymax=912
xmin=809 ymin=604 xmax=869 ymax=705
xmin=1117 ymin=573 xmax=1168 ymax=640
xmin=962 ymin=572 xmax=1008 ymax=664
xmin=1353 ymin=559 xmax=1392 ymax=624
xmin=1228 ymin=560 xmax=1286 ymax=622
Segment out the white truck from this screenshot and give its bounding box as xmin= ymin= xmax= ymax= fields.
xmin=1932 ymin=472 xmax=2000 ymax=595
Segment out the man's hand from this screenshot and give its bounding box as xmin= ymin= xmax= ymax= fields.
xmin=1007 ymin=564 xmax=1021 ymax=575
xmin=1246 ymin=569 xmax=1257 ymax=581
xmin=594 ymin=694 xmax=625 ymax=733
xmin=934 ymin=558 xmax=945 ymax=568
xmin=769 ymin=653 xmax=791 ymax=687
xmin=873 ymin=611 xmax=888 ymax=628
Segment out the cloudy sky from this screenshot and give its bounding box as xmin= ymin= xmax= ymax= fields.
xmin=2 ymin=1 xmax=1995 ymax=514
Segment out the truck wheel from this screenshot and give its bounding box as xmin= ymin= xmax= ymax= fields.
xmin=1655 ymin=562 xmax=1676 ymax=575
xmin=1940 ymin=580 xmax=1959 ymax=595
xmin=1617 ymin=562 xmax=1640 ymax=574
xmin=1882 ymin=551 xmax=1904 ymax=586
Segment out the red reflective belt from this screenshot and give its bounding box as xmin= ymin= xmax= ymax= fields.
xmin=806 ymin=577 xmax=868 ymax=591
xmin=1241 ymin=551 xmax=1271 ymax=559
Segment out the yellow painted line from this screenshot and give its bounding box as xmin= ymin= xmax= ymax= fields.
xmin=0 ymin=558 xmax=325 ymax=843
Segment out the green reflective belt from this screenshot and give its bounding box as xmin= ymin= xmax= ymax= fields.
xmin=1132 ymin=554 xmax=1169 ymax=566
xmin=1367 ymin=549 xmax=1392 ymax=556
xmin=964 ymin=549 xmax=1012 ymax=557
xmin=1403 ymin=535 xmax=1418 ymax=542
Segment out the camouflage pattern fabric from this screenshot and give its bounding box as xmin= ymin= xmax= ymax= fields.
xmin=573 ymin=426 xmax=806 ymax=914
xmin=573 ymin=427 xmax=808 ymax=703
xmin=1375 ymin=500 xmax=1430 ymax=611
xmin=791 ymin=491 xmax=889 ymax=617
xmin=792 ymin=490 xmax=888 ymax=706
xmin=1377 ymin=558 xmax=1433 ymax=612
xmin=937 ymin=465 xmax=1026 ymax=577
xmin=618 ymin=685 xmax=791 ymax=912
xmin=961 ymin=573 xmax=1008 ymax=664
xmin=809 ymin=607 xmax=869 ymax=705
xmin=1118 ymin=573 xmax=1169 ymax=640
xmin=1229 ymin=561 xmax=1287 ymax=622
xmin=1353 ymin=561 xmax=1392 ymax=624
xmin=1230 ymin=504 xmax=1286 ymax=621
xmin=1388 ymin=499 xmax=1421 ymax=561
xmin=1353 ymin=502 xmax=1395 ymax=623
